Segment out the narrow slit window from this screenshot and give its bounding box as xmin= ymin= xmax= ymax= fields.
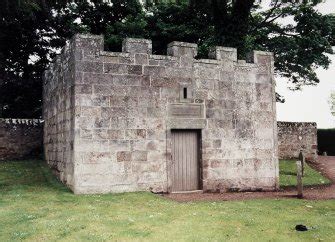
xmin=183 ymin=87 xmax=187 ymax=99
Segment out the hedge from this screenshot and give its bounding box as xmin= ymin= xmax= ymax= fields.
xmin=317 ymin=129 xmax=335 ymax=156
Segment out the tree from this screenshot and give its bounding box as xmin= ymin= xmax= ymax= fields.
xmin=251 ymin=3 xmax=334 ymax=90
xmin=145 ymin=1 xmax=333 ymax=91
xmin=0 ymin=0 xmax=144 ymax=118
xmin=0 ymin=1 xmax=56 ymax=118
xmin=329 ymin=14 xmax=335 ymax=46
xmin=145 ymin=3 xmax=214 ymax=56
xmin=55 ymin=0 xmax=145 ymax=50
xmin=0 ymin=1 xmax=81 ymax=118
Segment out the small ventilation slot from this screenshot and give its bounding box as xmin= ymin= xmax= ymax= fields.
xmin=183 ymin=87 xmax=187 ymax=99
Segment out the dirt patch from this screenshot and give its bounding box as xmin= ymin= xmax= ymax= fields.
xmin=308 ymin=156 xmax=335 ymax=181
xmin=165 ymin=156 xmax=335 ymax=202
xmin=165 ymin=185 xmax=335 ymax=202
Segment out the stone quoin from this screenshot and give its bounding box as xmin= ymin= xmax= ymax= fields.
xmin=43 ymin=34 xmax=279 ymax=194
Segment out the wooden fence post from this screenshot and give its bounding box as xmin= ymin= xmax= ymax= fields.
xmin=296 ymin=160 xmax=303 ymax=199
xmin=299 ymin=151 xmax=305 ymax=177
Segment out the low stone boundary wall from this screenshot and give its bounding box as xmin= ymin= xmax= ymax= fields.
xmin=277 ymin=121 xmax=317 ymax=159
xmin=0 ymin=119 xmax=43 ymax=160
xmin=0 ymin=119 xmax=317 ymax=161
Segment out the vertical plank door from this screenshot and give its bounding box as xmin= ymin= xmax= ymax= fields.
xmin=171 ymin=130 xmax=200 ymax=192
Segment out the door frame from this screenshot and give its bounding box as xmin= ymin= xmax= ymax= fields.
xmin=167 ymin=129 xmax=203 ymax=193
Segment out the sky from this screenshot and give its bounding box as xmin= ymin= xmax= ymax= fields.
xmin=269 ymin=0 xmax=335 ymax=128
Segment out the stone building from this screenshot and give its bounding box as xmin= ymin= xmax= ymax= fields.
xmin=43 ymin=34 xmax=279 ymax=194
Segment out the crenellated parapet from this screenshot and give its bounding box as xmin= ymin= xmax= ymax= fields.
xmin=49 ymin=34 xmax=274 ymax=70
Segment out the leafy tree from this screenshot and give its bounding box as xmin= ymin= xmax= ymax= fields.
xmin=0 ymin=0 xmax=79 ymax=118
xmin=0 ymin=1 xmax=53 ymax=118
xmin=329 ymin=14 xmax=335 ymax=46
xmin=145 ymin=3 xmax=214 ymax=56
xmin=0 ymin=0 xmax=144 ymax=118
xmin=145 ymin=0 xmax=333 ymax=91
xmin=58 ymin=0 xmax=145 ymax=50
xmin=251 ymin=2 xmax=334 ymax=90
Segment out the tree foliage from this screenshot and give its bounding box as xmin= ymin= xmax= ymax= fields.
xmin=0 ymin=0 xmax=334 ymax=118
xmin=0 ymin=1 xmax=84 ymax=118
xmin=251 ymin=2 xmax=334 ymax=89
xmin=0 ymin=1 xmax=54 ymax=118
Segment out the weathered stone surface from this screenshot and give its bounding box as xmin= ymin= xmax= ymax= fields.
xmin=209 ymin=46 xmax=237 ymax=62
xmin=168 ymin=103 xmax=204 ymax=118
xmin=122 ymin=38 xmax=152 ymax=54
xmin=277 ymin=121 xmax=317 ymax=159
xmin=117 ymin=151 xmax=131 ymax=162
xmin=43 ymin=42 xmax=76 ymax=190
xmin=43 ymin=34 xmax=278 ymax=194
xmin=167 ymin=41 xmax=197 ymax=58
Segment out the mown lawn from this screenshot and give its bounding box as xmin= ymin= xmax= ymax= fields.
xmin=0 ymin=160 xmax=334 ymax=242
xmin=280 ymin=160 xmax=331 ymax=187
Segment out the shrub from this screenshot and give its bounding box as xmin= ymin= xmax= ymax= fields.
xmin=317 ymin=129 xmax=335 ymax=155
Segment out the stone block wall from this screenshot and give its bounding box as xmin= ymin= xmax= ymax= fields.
xmin=277 ymin=121 xmax=317 ymax=159
xmin=43 ymin=34 xmax=278 ymax=194
xmin=43 ymin=39 xmax=76 ymax=189
xmin=0 ymin=119 xmax=43 ymax=160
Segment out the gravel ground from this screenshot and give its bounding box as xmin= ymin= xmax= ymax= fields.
xmin=165 ymin=156 xmax=335 ymax=202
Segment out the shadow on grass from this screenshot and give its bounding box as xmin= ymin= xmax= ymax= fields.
xmin=0 ymin=160 xmax=72 ymax=194
xmin=280 ymin=171 xmax=296 ymax=176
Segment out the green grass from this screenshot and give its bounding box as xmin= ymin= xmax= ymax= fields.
xmin=280 ymin=160 xmax=331 ymax=187
xmin=0 ymin=160 xmax=334 ymax=241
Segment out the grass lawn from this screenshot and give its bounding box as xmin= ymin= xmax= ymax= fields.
xmin=280 ymin=160 xmax=331 ymax=187
xmin=0 ymin=160 xmax=334 ymax=241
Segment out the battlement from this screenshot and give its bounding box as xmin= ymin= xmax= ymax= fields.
xmin=44 ymin=34 xmax=275 ymax=91
xmin=48 ymin=34 xmax=273 ymax=69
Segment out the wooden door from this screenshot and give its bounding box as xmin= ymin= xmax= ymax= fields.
xmin=171 ymin=130 xmax=200 ymax=192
